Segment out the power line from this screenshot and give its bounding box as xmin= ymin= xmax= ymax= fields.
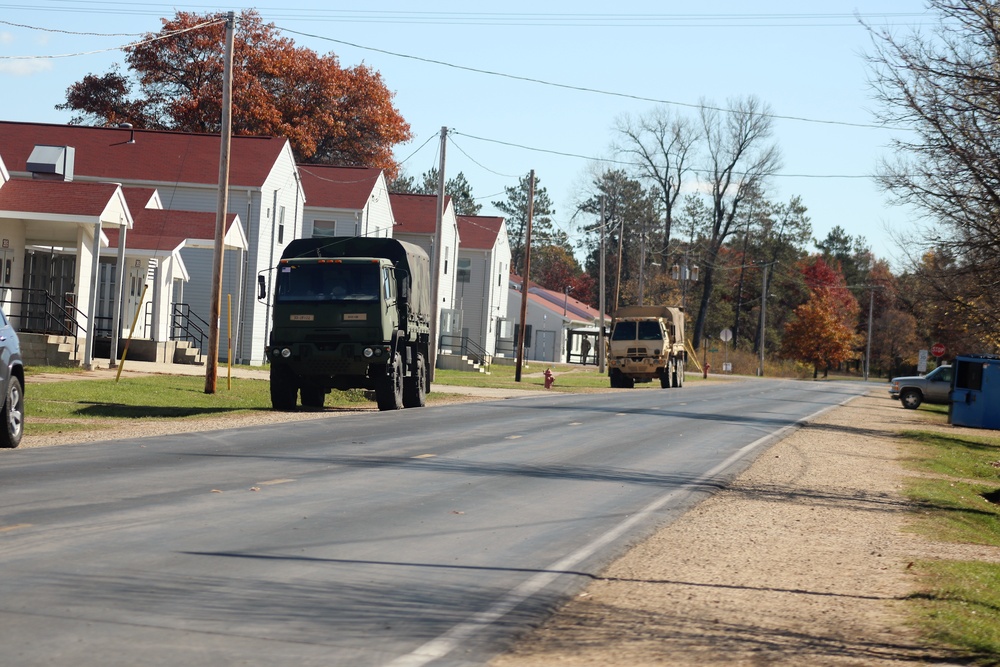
xmin=275 ymin=27 xmax=892 ymax=131
xmin=451 ymin=131 xmax=874 ymax=179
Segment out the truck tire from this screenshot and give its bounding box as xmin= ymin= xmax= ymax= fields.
xmin=376 ymin=353 xmax=404 ymax=411
xmin=270 ymin=365 xmax=298 ymax=411
xmin=660 ymin=362 xmax=672 ymax=389
xmin=673 ymin=360 xmax=684 ymax=388
xmin=900 ymin=388 xmax=922 ymax=409
xmin=403 ymin=352 xmax=427 ymax=408
xmin=300 ymin=384 xmax=325 ymax=409
xmin=622 ymin=374 xmax=635 ymax=389
xmin=610 ymin=369 xmax=623 ymax=388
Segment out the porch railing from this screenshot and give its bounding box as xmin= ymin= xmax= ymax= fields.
xmin=439 ymin=333 xmax=492 ymax=371
xmin=0 ymin=287 xmax=89 ymax=337
xmin=170 ymin=303 xmax=208 ymax=356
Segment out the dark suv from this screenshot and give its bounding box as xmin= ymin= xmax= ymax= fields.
xmin=0 ymin=306 xmax=24 ymax=447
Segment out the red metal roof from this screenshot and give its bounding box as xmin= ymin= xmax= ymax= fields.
xmin=457 ymin=215 xmax=503 ymax=250
xmin=509 ymin=273 xmax=606 ymax=322
xmin=0 ymin=121 xmax=288 ymax=188
xmin=389 ymin=192 xmax=451 ymax=234
xmin=299 ymin=164 xmax=381 ymax=209
xmin=0 ymin=178 xmax=122 ymax=217
xmin=104 ymin=209 xmax=240 ymax=252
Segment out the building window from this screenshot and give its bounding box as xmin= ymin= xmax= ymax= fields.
xmin=278 ymin=206 xmax=286 ymax=244
xmin=312 ymin=220 xmax=337 ymax=238
xmin=457 ymin=257 xmax=471 ymax=283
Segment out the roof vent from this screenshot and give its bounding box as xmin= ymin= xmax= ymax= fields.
xmin=26 ymin=145 xmax=75 ymax=182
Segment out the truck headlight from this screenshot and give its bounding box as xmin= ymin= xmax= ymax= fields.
xmin=280 ymin=348 xmax=291 ymax=358
xmin=363 ymin=347 xmax=374 ymax=358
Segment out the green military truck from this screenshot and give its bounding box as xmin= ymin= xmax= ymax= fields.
xmin=259 ymin=237 xmax=432 ymax=411
xmin=606 ymin=305 xmax=687 ymax=389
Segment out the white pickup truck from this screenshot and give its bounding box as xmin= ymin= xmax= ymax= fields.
xmin=889 ymin=365 xmax=952 ymax=409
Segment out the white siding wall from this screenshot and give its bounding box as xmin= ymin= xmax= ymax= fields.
xmin=365 ymin=175 xmax=394 ymax=237
xmin=439 ymin=204 xmax=459 ymax=312
xmin=156 ymin=142 xmax=302 ymax=364
xmin=455 ymin=249 xmax=487 ymax=353
xmin=505 ymin=288 xmax=570 ymax=364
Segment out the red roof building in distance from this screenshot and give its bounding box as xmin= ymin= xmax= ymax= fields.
xmin=509 ymin=273 xmax=605 ymax=323
xmin=0 ymin=121 xmax=288 ymax=188
xmin=298 ymin=165 xmax=382 ymax=210
xmin=388 ymin=193 xmax=451 ymax=234
xmin=456 ymin=215 xmax=503 ymax=250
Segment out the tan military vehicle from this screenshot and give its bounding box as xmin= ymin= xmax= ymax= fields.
xmin=606 ymin=306 xmax=687 ymax=389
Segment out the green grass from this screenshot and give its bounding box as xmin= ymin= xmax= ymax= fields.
xmin=911 ymin=561 xmax=1000 ymax=663
xmin=24 ymin=374 xmax=372 ymax=437
xmin=900 ymin=417 xmax=1000 ymax=662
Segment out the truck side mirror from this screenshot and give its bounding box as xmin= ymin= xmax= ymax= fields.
xmin=257 ymin=274 xmax=267 ymax=300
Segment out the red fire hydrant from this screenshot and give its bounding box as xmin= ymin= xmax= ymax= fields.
xmin=543 ymin=368 xmax=555 ymax=389
xmin=703 ymin=362 xmax=711 ymax=379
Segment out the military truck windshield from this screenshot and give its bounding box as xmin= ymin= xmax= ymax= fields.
xmin=275 ymin=263 xmax=380 ymax=303
xmin=637 ymin=321 xmax=664 ymax=340
xmin=611 ymin=322 xmax=636 ymax=341
xmin=611 ymin=321 xmax=664 ymax=341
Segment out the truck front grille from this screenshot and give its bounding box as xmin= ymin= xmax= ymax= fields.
xmin=308 ymin=358 xmax=354 ymax=375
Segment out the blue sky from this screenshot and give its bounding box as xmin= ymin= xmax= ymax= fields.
xmin=0 ymin=2 xmax=933 ymax=268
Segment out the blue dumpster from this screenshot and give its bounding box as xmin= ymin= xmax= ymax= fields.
xmin=950 ymin=354 xmax=1000 ymax=430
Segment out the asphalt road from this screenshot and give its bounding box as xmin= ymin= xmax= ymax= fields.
xmin=0 ymin=378 xmax=867 ymax=667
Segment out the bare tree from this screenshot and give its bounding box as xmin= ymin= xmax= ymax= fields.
xmin=692 ymin=96 xmax=782 ymax=349
xmin=614 ymin=107 xmax=699 ymax=268
xmin=866 ymin=0 xmax=1000 ymax=346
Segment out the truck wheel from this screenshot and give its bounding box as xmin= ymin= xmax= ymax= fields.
xmin=300 ymin=384 xmax=325 ymax=409
xmin=403 ymin=352 xmax=427 ymax=408
xmin=0 ymin=375 xmax=24 ymax=448
xmin=900 ymin=388 xmax=922 ymax=409
xmin=660 ymin=362 xmax=672 ymax=389
xmin=376 ymin=353 xmax=404 ymax=411
xmin=610 ymin=369 xmax=622 ymax=388
xmin=622 ymin=374 xmax=635 ymax=389
xmin=270 ymin=365 xmax=298 ymax=411
xmin=673 ymin=360 xmax=684 ymax=388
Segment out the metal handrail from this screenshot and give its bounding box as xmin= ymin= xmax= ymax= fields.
xmin=170 ymin=303 xmax=208 ymax=358
xmin=0 ymin=286 xmax=88 ymax=337
xmin=439 ymin=333 xmax=492 ymax=371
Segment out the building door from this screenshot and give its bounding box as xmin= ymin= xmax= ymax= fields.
xmin=124 ymin=262 xmax=147 ymax=337
xmin=534 ymin=329 xmax=555 ymax=362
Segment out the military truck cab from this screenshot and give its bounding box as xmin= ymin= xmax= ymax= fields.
xmin=261 ymin=237 xmax=431 ymax=412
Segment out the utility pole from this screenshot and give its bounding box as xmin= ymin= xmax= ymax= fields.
xmin=865 ymin=287 xmax=874 ymax=382
xmin=429 ymin=126 xmax=447 ymax=382
xmin=598 ymin=195 xmax=606 ymax=374
xmin=757 ymin=263 xmax=769 ymax=377
xmin=515 ymin=170 xmax=535 ymax=383
xmin=205 ymin=10 xmax=234 ymax=394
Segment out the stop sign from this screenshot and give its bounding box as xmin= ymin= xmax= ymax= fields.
xmin=931 ymin=342 xmax=947 ymax=358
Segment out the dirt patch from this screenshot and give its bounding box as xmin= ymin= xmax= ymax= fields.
xmin=490 ymin=392 xmax=978 ymax=666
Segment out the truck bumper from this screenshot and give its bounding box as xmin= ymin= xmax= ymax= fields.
xmin=266 ymin=341 xmax=391 ymax=380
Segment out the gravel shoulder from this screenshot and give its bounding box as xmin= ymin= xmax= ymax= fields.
xmin=491 ymin=391 xmax=998 ymax=666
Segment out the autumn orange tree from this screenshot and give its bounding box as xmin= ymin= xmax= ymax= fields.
xmin=57 ymin=10 xmax=411 ymax=176
xmin=781 ymin=288 xmax=858 ymax=378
